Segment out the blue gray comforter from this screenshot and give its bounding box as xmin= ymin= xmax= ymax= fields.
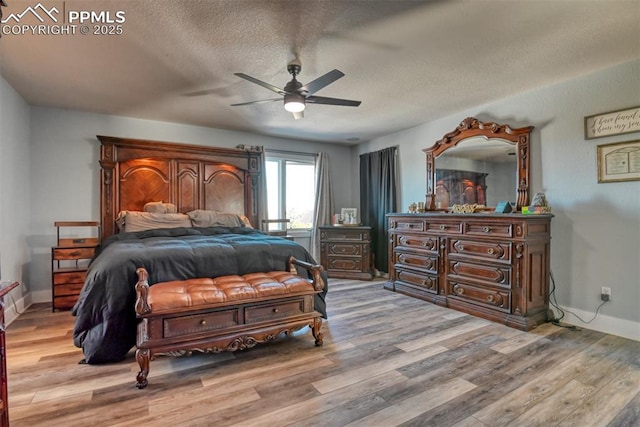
xmin=72 ymin=226 xmax=327 ymax=364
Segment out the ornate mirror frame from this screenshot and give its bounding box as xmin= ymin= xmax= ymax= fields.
xmin=423 ymin=117 xmax=534 ymax=211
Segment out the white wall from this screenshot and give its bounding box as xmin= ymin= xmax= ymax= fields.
xmin=0 ymin=76 xmax=31 ymax=323
xmin=28 ymin=107 xmax=354 ymax=302
xmin=355 ymin=59 xmax=640 ymax=340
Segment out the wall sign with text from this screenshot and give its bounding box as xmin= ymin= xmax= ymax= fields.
xmin=585 ymin=106 xmax=640 ymax=139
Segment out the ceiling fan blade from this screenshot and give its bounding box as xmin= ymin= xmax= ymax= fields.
xmin=300 ymin=69 xmax=345 ymax=95
xmin=234 ymin=73 xmax=287 ymax=96
xmin=293 ymin=111 xmax=304 ymax=120
xmin=230 ymin=98 xmax=282 ymax=107
xmin=306 ymin=95 xmax=361 ymax=107
xmin=182 ymin=88 xmax=223 ymax=97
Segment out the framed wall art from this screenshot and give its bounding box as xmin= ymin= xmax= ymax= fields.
xmin=597 ymin=140 xmax=640 ymax=183
xmin=585 ymin=106 xmax=640 ymax=139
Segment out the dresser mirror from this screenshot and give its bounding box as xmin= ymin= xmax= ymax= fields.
xmin=423 ymin=117 xmax=534 ymax=211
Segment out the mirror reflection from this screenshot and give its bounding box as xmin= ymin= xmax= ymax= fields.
xmin=434 ymin=137 xmax=516 ymax=208
xmin=424 ymin=117 xmax=533 ymax=211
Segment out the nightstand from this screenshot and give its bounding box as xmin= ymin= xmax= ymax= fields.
xmin=318 ymin=225 xmax=374 ymax=280
xmin=51 ymin=221 xmax=100 ymax=311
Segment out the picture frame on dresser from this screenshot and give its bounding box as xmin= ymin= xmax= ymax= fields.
xmin=340 ymin=208 xmax=358 ymax=225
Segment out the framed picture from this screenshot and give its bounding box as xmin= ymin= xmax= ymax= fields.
xmin=584 ymin=106 xmax=640 ymax=139
xmin=597 ymin=140 xmax=640 ymax=183
xmin=340 ymin=208 xmax=358 ymax=225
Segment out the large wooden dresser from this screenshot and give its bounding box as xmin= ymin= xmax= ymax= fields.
xmin=318 ymin=225 xmax=374 ymax=280
xmin=385 ymin=213 xmax=552 ymax=330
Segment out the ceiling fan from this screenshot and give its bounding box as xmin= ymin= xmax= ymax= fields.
xmin=231 ymin=59 xmax=361 ymax=119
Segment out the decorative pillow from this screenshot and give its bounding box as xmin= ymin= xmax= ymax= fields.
xmin=187 ymin=210 xmax=245 ymax=228
xmin=116 ymin=211 xmax=192 ymax=233
xmin=238 ymin=214 xmax=253 ymax=228
xmin=143 ymin=201 xmax=177 ymax=214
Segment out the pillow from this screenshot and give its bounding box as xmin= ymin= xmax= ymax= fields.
xmin=187 ymin=210 xmax=245 ymax=228
xmin=143 ymin=201 xmax=177 ymax=214
xmin=116 ymin=211 xmax=192 ymax=233
xmin=238 ymin=214 xmax=254 ymax=228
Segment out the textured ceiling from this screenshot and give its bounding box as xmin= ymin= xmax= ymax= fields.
xmin=1 ymin=0 xmax=639 ymax=144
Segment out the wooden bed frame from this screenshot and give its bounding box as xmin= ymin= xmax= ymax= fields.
xmin=98 ymin=135 xmax=263 ymax=241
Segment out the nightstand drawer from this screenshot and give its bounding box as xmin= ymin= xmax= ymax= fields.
xmin=321 ymin=229 xmax=370 ymax=241
xmin=327 ymin=243 xmax=362 ymax=256
xmin=53 ymin=247 xmax=95 ymax=260
xmin=53 ymin=295 xmax=79 ymax=310
xmin=326 ymin=257 xmax=364 ymax=273
xmin=53 ymin=271 xmax=87 ymax=285
xmin=53 ymin=283 xmax=84 ymax=296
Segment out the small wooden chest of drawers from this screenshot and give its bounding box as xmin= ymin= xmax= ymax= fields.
xmin=319 ymin=225 xmax=374 ymax=280
xmin=51 ymin=221 xmax=99 ymax=311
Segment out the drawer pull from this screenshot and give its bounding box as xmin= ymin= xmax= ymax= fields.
xmin=439 ymin=225 xmax=446 ymax=230
xmin=487 ymin=295 xmax=494 ymax=302
xmin=458 ymin=245 xmax=465 ymax=251
xmin=487 ymin=248 xmax=494 ymax=255
xmin=455 ymin=287 xmax=464 ymax=295
xmin=483 ymin=226 xmax=491 ymax=233
xmin=273 ymin=308 xmax=279 ymax=313
xmin=200 ymin=320 xmax=207 ymax=326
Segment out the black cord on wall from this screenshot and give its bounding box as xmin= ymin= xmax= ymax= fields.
xmin=548 ymin=270 xmax=609 ymax=330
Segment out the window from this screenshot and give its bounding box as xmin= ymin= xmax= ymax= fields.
xmin=266 ymin=154 xmax=316 ymax=231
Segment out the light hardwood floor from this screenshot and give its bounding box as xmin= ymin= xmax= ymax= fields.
xmin=6 ymin=279 xmax=640 ymax=426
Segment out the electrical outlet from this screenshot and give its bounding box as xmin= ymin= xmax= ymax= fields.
xmin=601 ymin=286 xmax=611 ymax=301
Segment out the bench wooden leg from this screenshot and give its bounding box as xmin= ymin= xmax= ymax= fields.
xmin=312 ymin=317 xmax=324 ymax=346
xmin=136 ymin=348 xmax=150 ymax=389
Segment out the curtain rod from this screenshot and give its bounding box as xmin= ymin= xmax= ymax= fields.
xmin=265 ymin=148 xmax=318 ymax=157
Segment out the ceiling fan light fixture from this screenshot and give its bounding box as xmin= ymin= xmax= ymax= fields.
xmin=284 ymin=94 xmax=305 ymax=113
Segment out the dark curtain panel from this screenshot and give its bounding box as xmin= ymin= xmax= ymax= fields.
xmin=360 ymin=146 xmax=398 ymax=273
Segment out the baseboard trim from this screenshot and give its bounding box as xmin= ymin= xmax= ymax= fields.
xmin=30 ymin=289 xmax=52 ymax=304
xmin=553 ymin=305 xmax=639 ymax=342
xmin=5 ymin=292 xmax=32 ymax=326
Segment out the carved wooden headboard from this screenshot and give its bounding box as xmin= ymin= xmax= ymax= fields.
xmin=97 ymin=135 xmax=262 ymax=240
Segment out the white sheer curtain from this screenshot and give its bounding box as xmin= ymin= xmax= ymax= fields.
xmin=311 ymin=152 xmax=334 ymax=260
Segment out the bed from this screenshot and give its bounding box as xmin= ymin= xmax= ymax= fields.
xmin=72 ymin=136 xmax=327 ymax=364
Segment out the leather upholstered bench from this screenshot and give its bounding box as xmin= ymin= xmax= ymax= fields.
xmin=133 ymin=256 xmax=324 ymax=389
